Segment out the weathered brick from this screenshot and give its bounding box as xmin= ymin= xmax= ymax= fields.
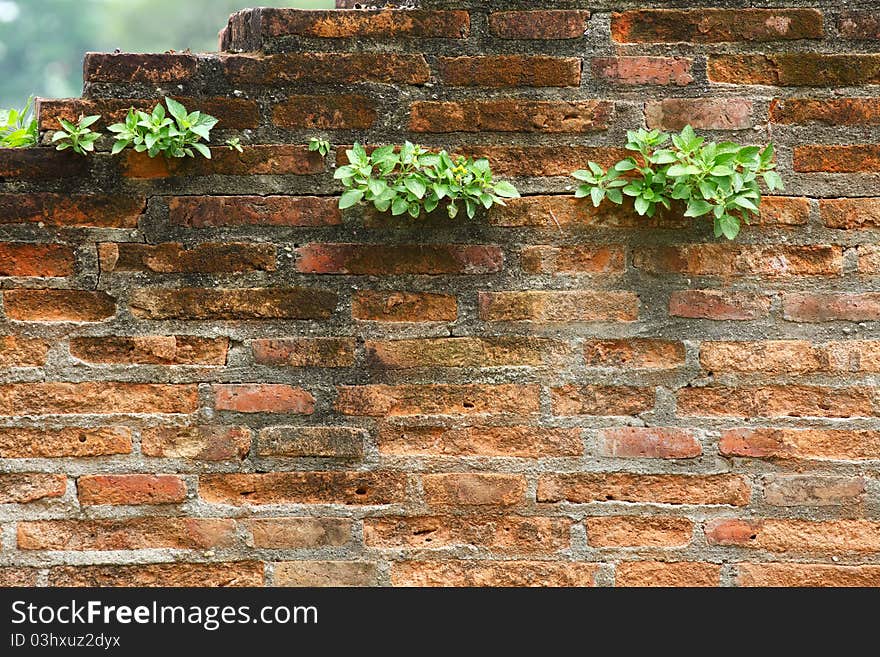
xmin=521 ymin=245 xmax=625 ymax=274
xmin=762 ymin=475 xmax=865 ymax=506
xmin=635 ymin=245 xmax=841 ymax=276
xmin=587 ymin=516 xmax=693 ymax=547
xmin=198 ymin=471 xmax=406 ymax=506
xmin=122 ymin=145 xmax=324 ymax=179
xmin=353 ymin=291 xmax=456 ymax=322
xmin=489 ymin=10 xmax=590 ymax=39
xmin=273 ymin=561 xmax=376 ymax=587
xmin=99 ymin=242 xmax=275 ymax=274
xmin=645 ymin=99 xmax=753 ymax=131
xmin=18 ymin=518 xmax=235 ymax=550
xmin=253 ymin=338 xmax=355 ymax=367
xmin=214 ymin=384 xmax=315 ymax=414
xmin=392 ymin=561 xmax=597 ymax=587
xmin=83 ymin=52 xmax=197 ymax=83
xmin=467 ymin=147 xmax=627 ymax=178
xmin=48 ymin=562 xmax=263 ymax=587
xmin=701 ymin=340 xmax=880 ymax=374
xmin=0 ymin=150 xmax=83 ymax=180
xmin=538 ymin=473 xmax=749 ymax=506
xmin=365 ymin=515 xmax=570 ymax=552
xmin=246 ymin=518 xmax=351 ymax=548
xmin=737 ymin=563 xmax=880 ymax=587
xmin=480 ymin=291 xmax=638 ymax=322
xmin=783 ymin=292 xmax=880 ymax=322
xmin=616 ymin=561 xmax=720 ymax=587
xmin=0 ymin=336 xmax=48 ymax=367
xmin=705 ymin=518 xmax=880 ymax=553
xmin=550 ymin=385 xmax=655 ymax=416
xmin=422 ymin=473 xmax=527 ymax=507
xmin=709 ymin=54 xmax=880 ymax=86
xmin=3 ymin=290 xmax=116 ymax=322
xmin=0 ymin=474 xmax=66 ymax=503
xmin=376 ymin=424 xmax=582 ymax=457
xmin=257 ymin=426 xmax=364 ymax=459
xmin=0 ymin=427 xmax=132 ymax=458
xmin=583 ymin=339 xmax=685 ymax=369
xmin=335 ymin=384 xmax=540 ymax=417
xmin=410 ymin=100 xmax=612 ymax=133
xmin=141 ymin=426 xmax=251 ymax=461
xmin=272 ymin=95 xmax=376 ymax=129
xmin=754 ymin=196 xmax=811 ymax=226
xmin=669 ymin=290 xmax=772 ymax=320
xmin=222 ymin=52 xmax=429 ymax=85
xmin=858 ymin=245 xmax=880 ymax=273
xmin=0 ymin=568 xmax=38 ymax=586
xmin=612 ymin=9 xmax=822 ymax=43
xmin=678 ymin=385 xmax=875 ymax=418
xmin=0 ymin=193 xmax=143 ymax=228
xmin=295 ymin=244 xmax=503 ymax=275
xmin=720 ymin=427 xmax=880 ymax=461
xmin=169 ymin=196 xmax=341 ymax=228
xmin=129 ymin=287 xmax=337 ymax=320
xmin=365 ymin=337 xmax=565 ymax=368
xmin=259 ymin=8 xmax=469 ymax=38
xmin=77 ymin=474 xmax=186 ymax=506
xmin=770 ymin=98 xmax=880 ymax=126
xmin=438 ymin=56 xmax=581 ymax=87
xmin=592 ymin=57 xmax=693 ymax=85
xmin=598 ymin=427 xmax=701 ymax=459
xmin=0 ymin=243 xmax=74 ymax=277
xmin=839 ymin=11 xmax=880 ymax=39
xmin=0 ymin=383 xmax=197 ymax=415
xmin=69 ymin=336 xmax=228 ymax=365
xmin=793 ymin=145 xmax=880 ymax=173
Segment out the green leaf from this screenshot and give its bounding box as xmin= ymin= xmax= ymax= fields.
xmin=614 ymin=158 xmax=637 ymax=172
xmin=404 ymin=177 xmax=427 ymax=199
xmin=606 ymin=189 xmax=623 ymax=204
xmin=574 ymin=186 xmax=591 ymax=199
xmin=572 ymin=169 xmax=596 ymax=183
xmin=391 ymin=197 xmax=409 ymax=216
xmin=339 ymin=189 xmax=364 ymax=209
xmin=191 ymin=142 xmax=211 ymax=159
xmin=684 ymin=200 xmax=713 ymax=217
xmin=368 ymin=178 xmax=386 ymax=196
xmin=111 ymin=140 xmax=130 ymax=155
xmin=733 ymin=196 xmax=758 ymax=212
xmin=493 ymin=181 xmax=519 ymax=198
xmin=718 ymin=213 xmax=741 ymax=240
xmin=667 ymin=164 xmax=701 ymax=177
xmin=634 ymin=196 xmax=650 ymax=215
xmin=590 ymin=187 xmax=605 ymax=207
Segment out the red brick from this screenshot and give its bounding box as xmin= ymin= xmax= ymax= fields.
xmin=365 ymin=515 xmax=570 ymax=551
xmin=0 ymin=243 xmax=74 ymax=277
xmin=701 ymin=340 xmax=880 ymax=374
xmin=83 ymin=52 xmax=197 ymax=83
xmin=598 ymin=427 xmax=701 ymax=459
xmin=77 ymin=475 xmax=186 ymax=506
xmin=0 ymin=427 xmax=132 ymax=458
xmin=637 ymin=245 xmax=841 ymax=277
xmin=0 ymin=473 xmax=66 ymax=503
xmin=376 ymin=424 xmax=583 ymax=457
xmin=592 ymin=57 xmax=693 ymax=85
xmin=0 ymin=336 xmax=49 ymax=367
xmin=122 ymin=145 xmax=325 ymax=179
xmin=616 ymin=561 xmax=720 ymax=587
xmin=0 ymin=150 xmax=83 ymax=180
xmin=273 ymin=561 xmax=376 ymax=587
xmin=129 ymin=287 xmax=337 ymax=320
xmin=587 ymin=517 xmax=693 ymax=547
xmin=0 ymin=193 xmax=143 ymax=228
xmin=680 ymin=385 xmax=875 ymax=418
xmin=770 ymin=98 xmax=880 ymax=126
xmin=335 ymin=384 xmax=540 ymax=417
xmin=272 ymin=95 xmax=376 ymax=129
xmin=246 ymin=518 xmax=351 ymax=548
xmin=762 ymin=475 xmax=865 ymax=506
xmin=411 ymin=100 xmax=612 ymax=133
xmin=18 ymin=518 xmax=235 ymax=550
xmin=551 ymin=385 xmax=655 ymax=416
xmin=705 ymin=518 xmax=880 ymax=553
xmin=467 ymin=148 xmax=627 ymax=178
xmin=613 ymin=8 xmax=821 ymax=43
xmin=214 ymin=384 xmax=315 ymax=414
xmin=295 ymin=244 xmax=503 ymax=275
xmin=720 ymin=428 xmax=880 ymax=461
xmin=259 ymin=8 xmax=470 ymax=38
xmin=365 ymin=337 xmax=566 ymax=368
xmin=98 ymin=242 xmax=275 ymax=274
xmin=392 ymin=561 xmax=597 ymax=587
xmin=709 ymin=54 xmax=880 ymax=86
xmin=0 ymin=568 xmax=38 ymax=586
xmin=69 ymin=336 xmax=228 ymax=365
xmin=3 ymin=290 xmax=116 ymax=322
xmin=422 ymin=473 xmax=526 ymax=507
xmin=794 ymin=145 xmax=880 ymax=173
xmin=521 ymin=245 xmax=625 ymax=274
xmin=253 ymin=338 xmax=355 ymax=367
xmin=222 ymin=52 xmax=429 ymax=85
xmin=858 ymin=245 xmax=880 ymax=273
xmin=48 ymin=562 xmax=263 ymax=587
xmin=489 ymin=10 xmax=590 ymax=39
xmin=169 ymin=196 xmax=341 ymax=228
xmin=352 ymin=291 xmax=457 ymax=322
xmin=480 ymin=291 xmax=638 ymax=322
xmin=438 ymin=56 xmax=581 ymax=87
xmin=839 ymin=11 xmax=880 ymax=39
xmin=645 ymin=98 xmax=753 ymax=131
xmin=753 ymin=196 xmax=811 ymax=226
xmin=783 ymin=292 xmax=880 ymax=322
xmin=198 ymin=471 xmax=406 ymax=506
xmin=583 ymin=339 xmax=685 ymax=369
xmin=0 ymin=382 xmax=198 ymax=415
xmin=538 ymin=473 xmax=749 ymax=506
xmin=737 ymin=563 xmax=880 ymax=587
xmin=669 ymin=290 xmax=772 ymax=320
xmin=256 ymin=426 xmax=364 ymax=459
xmin=141 ymin=426 xmax=251 ymax=461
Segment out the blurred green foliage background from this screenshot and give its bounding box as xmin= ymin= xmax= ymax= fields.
xmin=0 ymin=0 xmax=333 ymax=103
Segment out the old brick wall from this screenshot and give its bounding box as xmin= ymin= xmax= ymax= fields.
xmin=2 ymin=0 xmax=880 ymax=587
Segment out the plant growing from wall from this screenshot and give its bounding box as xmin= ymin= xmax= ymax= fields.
xmin=51 ymin=114 xmax=100 ymax=155
xmin=309 ymin=137 xmax=331 ymax=157
xmin=334 ymin=142 xmax=519 ymax=218
xmin=108 ymin=97 xmax=218 ymax=159
xmin=572 ymin=125 xmax=783 ymax=239
xmin=0 ymin=96 xmax=38 ymax=148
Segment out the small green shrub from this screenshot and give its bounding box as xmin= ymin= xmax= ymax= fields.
xmin=108 ymin=97 xmax=218 ymax=159
xmin=309 ymin=137 xmax=331 ymax=157
xmin=225 ymin=137 xmax=243 ymax=152
xmin=572 ymin=125 xmax=783 ymax=239
xmin=334 ymin=142 xmax=519 ymax=219
xmin=51 ymin=114 xmax=100 ymax=155
xmin=0 ymin=96 xmax=38 ymax=148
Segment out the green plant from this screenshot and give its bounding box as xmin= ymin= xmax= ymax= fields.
xmin=309 ymin=137 xmax=331 ymax=157
xmin=334 ymin=142 xmax=519 ymax=219
xmin=572 ymin=125 xmax=783 ymax=239
xmin=51 ymin=114 xmax=100 ymax=155
xmin=0 ymin=96 xmax=38 ymax=148
xmin=225 ymin=137 xmax=243 ymax=152
xmin=108 ymin=97 xmax=218 ymax=159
